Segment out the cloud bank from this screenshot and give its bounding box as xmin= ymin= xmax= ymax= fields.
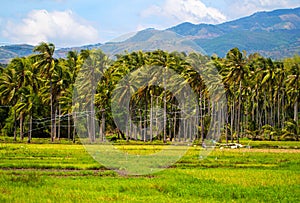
xmin=3 ymin=10 xmax=100 ymax=47
xmin=142 ymin=0 xmax=227 ymax=25
xmin=224 ymin=0 xmax=300 ymax=19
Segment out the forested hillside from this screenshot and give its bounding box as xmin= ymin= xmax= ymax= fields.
xmin=169 ymin=7 xmax=300 ymax=58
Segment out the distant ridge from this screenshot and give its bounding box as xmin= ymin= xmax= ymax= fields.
xmin=0 ymin=44 xmax=34 ymax=63
xmin=168 ymin=7 xmax=300 ymax=58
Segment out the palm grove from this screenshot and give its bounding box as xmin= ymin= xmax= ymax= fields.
xmin=0 ymin=42 xmax=299 ymax=143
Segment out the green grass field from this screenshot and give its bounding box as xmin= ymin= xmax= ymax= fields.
xmin=0 ymin=141 xmax=299 ymax=202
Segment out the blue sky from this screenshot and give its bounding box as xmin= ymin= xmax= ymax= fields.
xmin=0 ymin=0 xmax=299 ymax=47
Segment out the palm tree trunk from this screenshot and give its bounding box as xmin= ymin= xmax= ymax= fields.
xmin=200 ymin=92 xmax=205 ymax=142
xmin=13 ymin=109 xmax=17 ymax=141
xmin=99 ymin=110 xmax=105 ymax=142
xmin=174 ymin=110 xmax=177 ymax=142
xmin=252 ymin=97 xmax=255 ymax=122
xmin=125 ymin=115 xmax=129 ymax=141
xmin=20 ymin=112 xmax=24 ymax=140
xmin=218 ymin=102 xmax=222 ymax=141
xmin=134 ymin=121 xmax=137 ymax=140
xmin=99 ymin=111 xmax=103 ymax=141
xmin=86 ymin=114 xmax=90 ymax=140
xmin=50 ymin=79 xmax=54 ymax=142
xmin=90 ymin=101 xmax=95 ymax=143
xmin=150 ymin=93 xmax=153 ymax=142
xmin=226 ymin=112 xmax=229 ymax=144
xmin=234 ymin=101 xmax=238 ymax=138
xmin=282 ymin=92 xmax=285 ymax=128
xmin=256 ymin=89 xmax=260 ymax=130
xmin=72 ymin=112 xmax=76 ymax=143
xmin=270 ymin=104 xmax=273 ymax=127
xmin=231 ymin=102 xmax=234 ymax=143
xmin=294 ymin=100 xmax=298 ymax=123
xmin=189 ymin=117 xmax=192 ymax=141
xmin=237 ymin=81 xmax=242 ymax=143
xmin=54 ymin=108 xmax=57 ymax=140
xmin=68 ymin=112 xmax=71 ymax=140
xmin=102 ymin=111 xmax=106 ymax=142
xmin=211 ymin=101 xmax=215 ymax=139
xmin=27 ymin=114 xmax=32 ymax=143
xmin=129 ymin=115 xmax=132 ymax=141
xmin=163 ymin=83 xmax=167 ymax=144
xmin=155 ymin=96 xmax=159 ymax=140
xmin=144 ymin=92 xmax=148 ymax=142
xmin=277 ymin=92 xmax=280 ymax=128
xmin=58 ymin=104 xmax=61 ymax=140
xmin=139 ymin=110 xmax=142 ymax=141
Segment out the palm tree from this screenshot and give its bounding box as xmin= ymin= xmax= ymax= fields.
xmin=0 ymin=66 xmax=18 ymax=140
xmin=187 ymin=53 xmax=211 ymax=142
xmin=148 ymin=50 xmax=176 ymax=143
xmin=107 ymin=51 xmax=147 ymax=141
xmin=222 ymin=48 xmax=249 ymax=143
xmin=284 ymin=55 xmax=299 ymax=127
xmin=1 ymin=57 xmax=33 ymax=140
xmin=59 ymin=51 xmax=79 ymax=141
xmin=76 ymin=49 xmax=110 ymax=142
xmin=33 ymin=42 xmax=56 ymax=142
xmin=51 ymin=58 xmax=73 ymax=140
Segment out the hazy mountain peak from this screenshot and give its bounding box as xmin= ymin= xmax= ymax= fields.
xmin=100 ymin=29 xmax=205 ymax=56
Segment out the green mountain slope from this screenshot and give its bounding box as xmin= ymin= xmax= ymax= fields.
xmin=168 ymin=7 xmax=300 ymax=58
xmin=99 ymin=29 xmax=205 ymax=56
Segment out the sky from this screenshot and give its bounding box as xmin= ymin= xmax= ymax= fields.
xmin=0 ymin=0 xmax=299 ymax=47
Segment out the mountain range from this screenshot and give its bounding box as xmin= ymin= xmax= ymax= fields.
xmin=0 ymin=7 xmax=299 ymax=63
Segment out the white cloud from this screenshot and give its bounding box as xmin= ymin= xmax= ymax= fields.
xmin=142 ymin=0 xmax=227 ymax=25
xmin=257 ymin=0 xmax=295 ymax=7
xmin=2 ymin=9 xmax=100 ymax=47
xmin=226 ymin=0 xmax=300 ymax=19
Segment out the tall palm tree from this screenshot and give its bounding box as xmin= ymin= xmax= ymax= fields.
xmin=148 ymin=50 xmax=176 ymax=143
xmin=59 ymin=51 xmax=80 ymax=141
xmin=33 ymin=42 xmax=56 ymax=142
xmin=187 ymin=53 xmax=211 ymax=142
xmin=223 ymin=48 xmax=249 ymax=143
xmin=77 ymin=49 xmax=110 ymax=142
xmin=107 ymin=51 xmax=147 ymax=141
xmin=284 ymin=55 xmax=299 ymax=126
xmin=0 ymin=66 xmax=18 ymax=140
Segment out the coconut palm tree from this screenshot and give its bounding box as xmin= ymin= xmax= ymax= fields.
xmin=222 ymin=48 xmax=249 ymax=143
xmin=76 ymin=49 xmax=110 ymax=142
xmin=59 ymin=51 xmax=80 ymax=141
xmin=148 ymin=50 xmax=177 ymax=143
xmin=284 ymin=55 xmax=299 ymax=130
xmin=33 ymin=42 xmax=56 ymax=142
xmin=0 ymin=66 xmax=18 ymax=140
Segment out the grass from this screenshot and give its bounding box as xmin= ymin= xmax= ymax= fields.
xmin=0 ymin=141 xmax=299 ymax=202
xmin=238 ymin=140 xmax=300 ymax=149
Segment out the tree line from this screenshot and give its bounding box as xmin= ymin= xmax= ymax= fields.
xmin=0 ymin=42 xmax=299 ymax=143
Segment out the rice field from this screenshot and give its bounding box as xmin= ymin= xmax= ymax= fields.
xmin=0 ymin=140 xmax=299 ymax=202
